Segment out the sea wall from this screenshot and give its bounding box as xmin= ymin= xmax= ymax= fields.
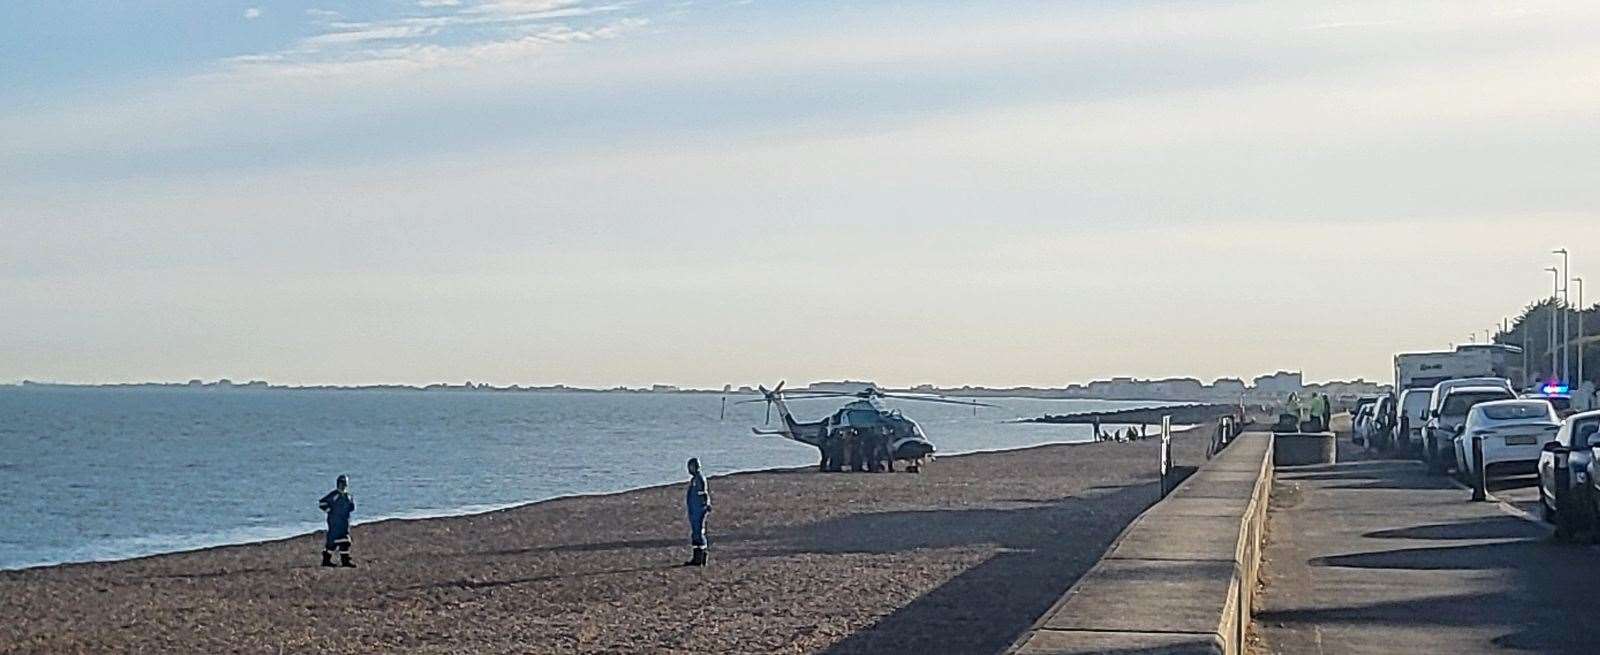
xmin=1004 ymin=431 xmax=1274 ymax=654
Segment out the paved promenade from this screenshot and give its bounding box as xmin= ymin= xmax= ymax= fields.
xmin=1255 ymin=454 xmax=1596 ymax=654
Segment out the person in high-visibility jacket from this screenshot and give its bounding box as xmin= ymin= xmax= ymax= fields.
xmin=318 ymin=475 xmax=356 ymax=568
xmin=1314 ymin=394 xmax=1332 ymax=432
xmin=683 ymin=458 xmax=712 ymax=567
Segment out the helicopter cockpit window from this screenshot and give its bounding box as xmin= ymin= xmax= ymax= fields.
xmin=844 ymin=409 xmax=882 ymax=427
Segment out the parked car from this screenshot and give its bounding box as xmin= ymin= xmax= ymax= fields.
xmin=1352 ymin=403 xmax=1374 ymax=445
xmin=1522 ymin=392 xmax=1575 ymax=419
xmin=1426 ymin=377 xmax=1514 ymax=421
xmin=1395 ymin=388 xmax=1433 ymax=456
xmin=1424 ymin=385 xmax=1516 ymax=474
xmin=1452 ymin=399 xmax=1560 ymax=481
xmin=1538 ymin=410 xmax=1600 ymax=531
xmin=1371 ymin=394 xmax=1396 ymax=450
xmin=1352 ymin=395 xmax=1379 ymax=421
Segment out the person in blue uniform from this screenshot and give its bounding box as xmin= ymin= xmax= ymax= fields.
xmin=683 ymin=458 xmax=711 ymax=567
xmin=318 ymin=474 xmax=356 ymax=568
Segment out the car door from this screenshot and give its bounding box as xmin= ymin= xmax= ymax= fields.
xmin=1542 ymin=421 xmax=1572 ymax=503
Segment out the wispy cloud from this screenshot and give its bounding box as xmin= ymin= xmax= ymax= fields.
xmin=243 ymin=7 xmax=262 ymax=20
xmin=225 ymin=0 xmax=645 ymax=78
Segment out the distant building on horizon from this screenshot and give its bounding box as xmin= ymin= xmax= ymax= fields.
xmin=807 ymin=380 xmax=876 ymax=393
xmin=1252 ymin=371 xmax=1304 ymax=397
xmin=1211 ymin=378 xmax=1247 ymax=396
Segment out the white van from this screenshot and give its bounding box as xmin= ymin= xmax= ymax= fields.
xmin=1396 ymin=388 xmax=1432 ymax=453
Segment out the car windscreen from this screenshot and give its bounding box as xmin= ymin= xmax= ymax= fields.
xmin=1480 ymin=402 xmax=1554 ymax=421
xmin=1545 ymin=397 xmax=1572 ymax=411
xmin=1401 ymin=393 xmax=1431 ymax=416
xmin=1577 ymin=420 xmax=1600 ymax=449
xmin=1442 ymin=391 xmax=1513 ymax=415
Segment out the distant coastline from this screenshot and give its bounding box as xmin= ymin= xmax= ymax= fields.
xmin=1 ymin=373 xmax=1388 ymax=404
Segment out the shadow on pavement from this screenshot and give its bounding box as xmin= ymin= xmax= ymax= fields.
xmin=1364 ymin=517 xmax=1536 ymax=541
xmin=796 ymin=481 xmax=1176 ymax=655
xmin=1263 ymin=461 xmax=1598 ymax=654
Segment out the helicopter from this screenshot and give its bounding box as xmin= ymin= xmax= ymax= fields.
xmin=741 ymin=382 xmax=993 ymax=473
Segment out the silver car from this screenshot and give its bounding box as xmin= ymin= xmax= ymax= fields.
xmin=1537 ymin=410 xmax=1600 ymax=529
xmin=1424 ymin=386 xmax=1515 ymax=474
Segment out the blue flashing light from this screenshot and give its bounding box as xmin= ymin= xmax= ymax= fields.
xmin=1542 ymin=384 xmax=1570 ymax=395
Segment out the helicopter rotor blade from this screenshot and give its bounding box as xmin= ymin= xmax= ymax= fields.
xmin=734 ymin=391 xmax=850 ymax=405
xmin=742 ymin=392 xmax=856 ymax=401
xmin=872 ymin=393 xmax=997 ymax=407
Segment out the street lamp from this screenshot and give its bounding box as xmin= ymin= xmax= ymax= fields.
xmin=1576 ymin=276 xmax=1586 ymax=388
xmin=1549 ymin=266 xmax=1561 ymax=380
xmin=1556 ymin=249 xmax=1571 ymax=382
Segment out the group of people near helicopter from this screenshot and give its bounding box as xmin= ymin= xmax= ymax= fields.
xmin=818 ymin=425 xmax=907 ymax=472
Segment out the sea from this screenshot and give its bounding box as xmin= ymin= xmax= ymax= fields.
xmin=0 ymin=388 xmax=1177 ymax=570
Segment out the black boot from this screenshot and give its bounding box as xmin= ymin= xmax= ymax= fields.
xmin=321 ymin=551 xmax=335 ymax=568
xmin=340 ymin=553 xmax=355 ymax=568
xmin=691 ymin=548 xmax=707 ymax=567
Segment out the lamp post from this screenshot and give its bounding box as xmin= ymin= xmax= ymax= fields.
xmin=1556 ymin=249 xmax=1571 ymax=382
xmin=1549 ymin=266 xmax=1561 ymax=380
xmin=1576 ymin=276 xmax=1586 ymax=388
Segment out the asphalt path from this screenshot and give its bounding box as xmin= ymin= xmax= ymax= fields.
xmin=1255 ymin=436 xmax=1597 ymax=654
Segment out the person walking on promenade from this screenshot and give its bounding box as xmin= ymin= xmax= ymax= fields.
xmin=318 ymin=475 xmax=356 ymax=568
xmin=683 ymin=458 xmax=712 ymax=567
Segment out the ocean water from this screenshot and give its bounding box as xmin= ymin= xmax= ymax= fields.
xmin=0 ymin=388 xmax=1175 ymax=570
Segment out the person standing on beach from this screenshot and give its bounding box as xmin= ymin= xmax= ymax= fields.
xmin=683 ymin=458 xmax=711 ymax=567
xmin=318 ymin=475 xmax=356 ymax=568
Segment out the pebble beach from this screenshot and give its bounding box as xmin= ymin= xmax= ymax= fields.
xmin=1 ymin=434 xmax=1204 ymax=654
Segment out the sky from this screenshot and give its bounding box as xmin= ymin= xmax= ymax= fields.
xmin=3 ymin=0 xmax=1600 ymax=389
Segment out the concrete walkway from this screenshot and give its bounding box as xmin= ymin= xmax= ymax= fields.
xmin=1255 ymin=457 xmax=1596 ymax=654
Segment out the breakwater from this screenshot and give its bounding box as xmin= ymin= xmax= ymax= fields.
xmin=1018 ymin=402 xmax=1237 ymax=426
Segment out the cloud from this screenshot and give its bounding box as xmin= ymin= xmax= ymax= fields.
xmin=7 ymin=1 xmax=1600 ymax=385
xmin=243 ymin=7 xmax=261 ymax=20
xmin=221 ymin=0 xmax=638 ymax=78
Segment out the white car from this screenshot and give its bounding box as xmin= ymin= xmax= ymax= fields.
xmin=1453 ymin=399 xmax=1560 ymax=481
xmin=1351 ymin=403 xmax=1374 ymax=445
